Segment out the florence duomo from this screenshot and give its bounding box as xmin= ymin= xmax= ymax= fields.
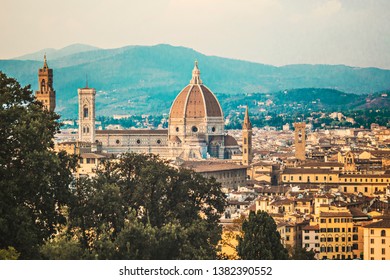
xmin=53 ymin=58 xmax=242 ymax=161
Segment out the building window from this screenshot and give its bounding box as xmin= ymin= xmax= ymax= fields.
xmin=304 ymin=236 xmax=310 ymax=240
xmin=116 ymin=139 xmax=120 ymax=144
xmin=299 ymin=176 xmax=302 ymax=181
xmin=157 ymin=139 xmax=161 ymax=144
xmin=83 ymin=107 xmax=89 ymax=118
xmin=364 ymin=187 xmax=368 ymax=192
xmin=244 ymin=138 xmax=247 ymax=144
xmin=371 ymin=248 xmax=374 ymax=254
xmin=191 ymin=126 xmax=198 ymax=133
xmin=381 ymin=230 xmax=386 ymax=237
xmin=211 ymin=127 xmax=216 ymax=132
xmin=354 ymin=187 xmax=357 ymax=192
xmin=371 ymin=229 xmax=374 ymax=234
xmin=86 ymin=158 xmax=90 ymax=164
xmin=136 ymin=139 xmax=141 ymax=144
xmin=382 ymin=239 xmax=385 ymax=244
xmin=175 ymin=127 xmax=179 ymax=132
xmin=382 ymin=248 xmax=385 ymax=255
xmin=316 ymin=176 xmax=318 ymax=181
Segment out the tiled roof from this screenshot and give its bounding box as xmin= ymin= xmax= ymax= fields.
xmin=224 ymin=135 xmax=238 ymax=147
xmin=169 ymin=84 xmax=223 ymax=118
xmin=364 ymin=219 xmax=390 ymax=228
xmin=181 ymin=160 xmax=247 ymax=173
xmin=319 ymin=211 xmax=352 ymax=217
xmin=283 ymin=168 xmax=339 ymax=175
xmin=302 ymin=224 xmax=320 ymax=230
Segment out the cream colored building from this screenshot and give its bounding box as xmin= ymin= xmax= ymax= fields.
xmin=302 ymin=224 xmax=320 ymax=259
xmin=363 ymin=219 xmax=390 ymax=260
xmin=179 ymin=160 xmax=247 ymax=190
xmin=317 ymin=211 xmax=354 ymax=260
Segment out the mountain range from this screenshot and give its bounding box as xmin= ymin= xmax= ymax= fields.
xmin=1 ymin=43 xmax=390 ymax=118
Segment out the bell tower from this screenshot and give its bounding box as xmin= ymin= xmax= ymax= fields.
xmin=35 ymin=55 xmax=56 ymax=111
xmin=242 ymin=106 xmax=252 ymax=165
xmin=78 ymin=83 xmax=96 ymax=143
xmin=294 ymin=122 xmax=306 ymax=161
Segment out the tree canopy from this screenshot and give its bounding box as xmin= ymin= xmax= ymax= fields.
xmin=42 ymin=153 xmax=227 ymax=260
xmin=0 ymin=71 xmax=77 ymax=259
xmin=237 ymin=210 xmax=289 ymax=260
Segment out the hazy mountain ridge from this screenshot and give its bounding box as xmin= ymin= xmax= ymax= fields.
xmin=1 ymin=43 xmax=390 ymax=118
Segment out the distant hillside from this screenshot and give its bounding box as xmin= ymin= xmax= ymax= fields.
xmin=1 ymin=44 xmax=390 ymax=118
xmin=14 ymin=44 xmax=101 ymax=61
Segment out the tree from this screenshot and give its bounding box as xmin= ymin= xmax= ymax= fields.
xmin=0 ymin=72 xmax=77 ymax=259
xmin=237 ymin=211 xmax=289 ymax=260
xmin=289 ymin=246 xmax=316 ymax=260
xmin=53 ymin=153 xmax=226 ymax=260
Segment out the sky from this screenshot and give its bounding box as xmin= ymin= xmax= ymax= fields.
xmin=1 ymin=0 xmax=390 ymax=69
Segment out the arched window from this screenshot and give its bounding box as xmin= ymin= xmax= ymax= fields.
xmin=381 ymin=230 xmax=386 ymax=237
xmin=83 ymin=107 xmax=89 ymax=118
xmin=41 ymin=79 xmax=46 ymax=91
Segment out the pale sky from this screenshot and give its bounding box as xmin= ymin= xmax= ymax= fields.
xmin=1 ymin=0 xmax=390 ymax=69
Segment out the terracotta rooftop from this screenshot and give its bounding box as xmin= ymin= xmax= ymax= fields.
xmin=319 ymin=211 xmax=352 ymax=217
xmin=169 ymin=63 xmax=223 ymax=120
xmin=224 ymin=135 xmax=239 ymax=147
xmin=302 ymin=224 xmax=320 ymax=230
xmin=181 ymin=160 xmax=247 ymax=173
xmin=283 ymin=168 xmax=339 ymax=175
xmin=364 ymin=219 xmax=390 ymax=228
xmin=299 ymin=162 xmax=344 ymax=168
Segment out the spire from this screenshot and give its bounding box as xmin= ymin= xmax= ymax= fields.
xmin=243 ymin=105 xmax=252 ymax=130
xmin=190 ymin=60 xmax=202 ymax=85
xmin=43 ymin=53 xmax=48 ymax=68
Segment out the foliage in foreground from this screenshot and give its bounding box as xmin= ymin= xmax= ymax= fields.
xmin=237 ymin=211 xmax=289 ymax=260
xmin=42 ymin=153 xmax=227 ymax=260
xmin=0 ymin=72 xmax=77 ymax=259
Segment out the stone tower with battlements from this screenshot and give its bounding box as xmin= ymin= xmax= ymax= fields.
xmin=35 ymin=55 xmax=56 ymax=111
xmin=294 ymin=122 xmax=306 ymax=161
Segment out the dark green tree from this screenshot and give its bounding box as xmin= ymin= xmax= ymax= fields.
xmin=57 ymin=153 xmax=226 ymax=260
xmin=0 ymin=72 xmax=77 ymax=259
xmin=237 ymin=211 xmax=289 ymax=260
xmin=289 ymin=246 xmax=316 ymax=260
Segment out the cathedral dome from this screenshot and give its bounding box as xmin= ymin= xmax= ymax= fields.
xmin=169 ymin=61 xmax=223 ymax=119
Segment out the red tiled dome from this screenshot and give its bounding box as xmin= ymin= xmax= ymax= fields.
xmin=170 ymin=84 xmax=223 ymax=118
